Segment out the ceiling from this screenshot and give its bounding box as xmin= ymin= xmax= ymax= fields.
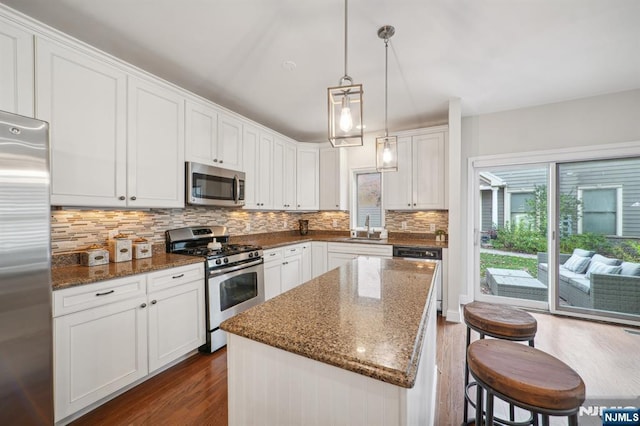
xmin=3 ymin=0 xmax=639 ymax=142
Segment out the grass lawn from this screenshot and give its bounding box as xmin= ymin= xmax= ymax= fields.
xmin=480 ymin=253 xmax=538 ymax=279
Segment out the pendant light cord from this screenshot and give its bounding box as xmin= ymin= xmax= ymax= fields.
xmin=384 ymin=37 xmax=389 ymax=137
xmin=344 ymin=0 xmax=349 ymax=79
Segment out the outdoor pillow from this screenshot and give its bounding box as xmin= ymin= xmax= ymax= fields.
xmin=590 ymin=254 xmax=621 ymax=266
xmin=585 ymin=261 xmax=622 ymax=278
xmin=562 ymin=254 xmax=591 ymax=274
xmin=573 ymin=248 xmax=595 ymax=258
xmin=619 ymin=261 xmax=640 ymax=277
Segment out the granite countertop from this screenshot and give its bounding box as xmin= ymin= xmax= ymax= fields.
xmin=51 ymin=254 xmax=204 ymax=291
xmin=231 ymin=230 xmax=448 ymax=250
xmin=221 ymin=257 xmax=437 ymax=388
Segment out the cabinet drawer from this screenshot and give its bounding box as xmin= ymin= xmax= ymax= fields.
xmin=147 ymin=263 xmax=205 ymax=294
xmin=327 ymin=242 xmax=393 ymax=257
xmin=264 ymin=248 xmax=283 ymax=264
xmin=53 ymin=275 xmax=147 ymax=317
xmin=284 ymin=244 xmax=303 ymax=258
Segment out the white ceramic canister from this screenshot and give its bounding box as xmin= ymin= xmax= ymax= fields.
xmin=132 ymin=238 xmax=152 ymax=259
xmin=80 ymin=244 xmax=109 ymax=266
xmin=108 ymin=233 xmax=132 ymax=263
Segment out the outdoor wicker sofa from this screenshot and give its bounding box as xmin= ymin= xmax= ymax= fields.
xmin=537 ymin=250 xmax=640 ymax=315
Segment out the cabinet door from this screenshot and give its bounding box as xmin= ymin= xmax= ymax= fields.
xmin=383 ymin=136 xmax=413 ymax=210
xmin=185 ymin=100 xmax=217 ymax=166
xmin=413 ymin=132 xmax=445 ymax=209
xmin=327 ymin=252 xmax=357 ymax=270
xmin=300 ymin=243 xmax=312 ymax=283
xmin=217 ymin=113 xmax=243 ymax=170
xmin=283 ymin=141 xmax=297 ymax=210
xmin=242 ymin=125 xmax=260 ymax=209
xmin=272 ymin=138 xmax=285 ymax=210
xmin=319 ymin=148 xmax=347 ymax=210
xmin=127 ymin=76 xmax=185 ymax=208
xmin=281 ymin=255 xmax=302 ymax=292
xmin=147 ymin=280 xmax=205 ymax=373
xmin=54 ymin=295 xmax=148 ymax=421
xmin=258 ymin=132 xmax=274 ymax=209
xmin=311 ymin=241 xmax=328 ymax=278
xmin=296 ymin=147 xmax=319 ymax=210
xmin=37 ymin=37 xmax=128 ymax=207
xmin=264 ymin=260 xmax=282 ymax=301
xmin=0 ymin=17 xmax=33 ymax=116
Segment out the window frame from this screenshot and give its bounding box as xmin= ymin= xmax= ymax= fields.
xmin=577 ymin=185 xmax=623 ymax=236
xmin=350 ymin=168 xmax=385 ymax=230
xmin=504 ymin=189 xmax=535 ymax=227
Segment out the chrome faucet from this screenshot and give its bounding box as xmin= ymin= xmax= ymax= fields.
xmin=365 ymin=214 xmax=371 ymax=238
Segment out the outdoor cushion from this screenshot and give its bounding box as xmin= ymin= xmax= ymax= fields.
xmin=568 ymin=277 xmax=591 ymax=294
xmin=562 ymin=254 xmax=591 ymax=274
xmin=585 ymin=261 xmax=622 ymax=278
xmin=573 ymin=248 xmax=595 ymax=258
xmin=559 ymin=267 xmax=587 ymax=280
xmin=590 ymin=254 xmax=621 ymax=266
xmin=538 ymin=263 xmax=548 ymax=272
xmin=619 ymin=261 xmax=640 ymax=277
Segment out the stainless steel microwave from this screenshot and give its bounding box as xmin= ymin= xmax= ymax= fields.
xmin=186 ymin=162 xmax=245 ymax=207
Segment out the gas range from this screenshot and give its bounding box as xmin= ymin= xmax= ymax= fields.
xmin=165 ymin=226 xmax=263 ymax=271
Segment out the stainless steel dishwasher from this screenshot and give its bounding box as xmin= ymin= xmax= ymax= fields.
xmin=392 ymin=246 xmax=443 ymax=311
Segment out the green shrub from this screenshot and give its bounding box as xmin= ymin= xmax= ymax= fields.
xmin=559 ymin=233 xmax=613 ymax=256
xmin=609 ymin=239 xmax=640 ymax=262
xmin=492 ymin=222 xmax=546 ymax=254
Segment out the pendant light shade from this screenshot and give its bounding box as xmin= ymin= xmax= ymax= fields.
xmin=376 ymin=25 xmax=398 ymax=172
xmin=328 ymin=0 xmax=364 ymax=147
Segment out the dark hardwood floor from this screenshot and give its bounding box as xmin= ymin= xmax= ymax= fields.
xmin=71 ymin=312 xmax=640 ymax=426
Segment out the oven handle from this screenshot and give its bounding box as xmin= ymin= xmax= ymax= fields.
xmin=234 ymin=174 xmax=240 ymax=205
xmin=209 ymin=258 xmax=263 ymax=277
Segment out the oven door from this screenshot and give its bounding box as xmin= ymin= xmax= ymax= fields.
xmin=208 ymin=259 xmax=265 ymax=331
xmin=186 ymin=161 xmax=245 ymax=207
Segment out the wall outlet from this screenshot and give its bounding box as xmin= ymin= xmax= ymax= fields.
xmin=401 ymin=221 xmax=407 ymax=230
xmin=108 ymin=229 xmax=119 ymax=239
xmin=283 ymin=220 xmax=288 ymax=228
xmin=332 ymin=219 xmax=338 ymax=228
xmin=245 ymin=222 xmax=251 ymax=232
xmin=429 ymin=223 xmax=436 ymax=232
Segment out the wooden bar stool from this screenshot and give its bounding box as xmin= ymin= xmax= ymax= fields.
xmin=467 ymin=339 xmax=585 ymax=426
xmin=463 ymin=302 xmax=537 ymax=425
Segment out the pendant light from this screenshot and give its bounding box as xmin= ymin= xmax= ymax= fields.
xmin=376 ymin=25 xmax=398 ymax=172
xmin=328 ymin=0 xmax=363 ymax=147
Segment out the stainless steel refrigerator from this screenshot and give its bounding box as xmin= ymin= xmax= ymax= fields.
xmin=0 ymin=110 xmax=53 ymax=424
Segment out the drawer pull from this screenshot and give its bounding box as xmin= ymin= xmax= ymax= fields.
xmin=95 ymin=290 xmax=115 ymax=296
xmin=151 ymin=300 xmax=157 ymax=305
xmin=140 ymin=303 xmax=147 ymax=308
xmin=269 ymin=253 xmax=277 ymax=257
xmin=172 ymin=273 xmax=185 ymax=279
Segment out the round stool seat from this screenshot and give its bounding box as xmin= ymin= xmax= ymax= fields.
xmin=464 ymin=301 xmax=537 ymax=340
xmin=468 ymin=339 xmax=585 ymax=412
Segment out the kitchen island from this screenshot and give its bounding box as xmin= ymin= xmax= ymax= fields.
xmin=221 ymin=257 xmax=439 ymax=426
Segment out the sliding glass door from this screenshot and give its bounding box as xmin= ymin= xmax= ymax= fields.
xmin=474 ymin=165 xmax=550 ymax=309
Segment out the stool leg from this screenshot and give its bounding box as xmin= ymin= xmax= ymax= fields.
xmin=485 ymin=390 xmax=494 ymax=426
xmin=475 ymin=379 xmax=483 ymax=426
xmin=541 ymin=414 xmax=549 ymax=426
xmin=568 ymin=414 xmax=578 ymax=426
xmin=529 ymin=338 xmax=534 ymax=348
xmin=463 ymin=326 xmax=471 ymax=424
xmin=509 ymin=403 xmax=515 ymax=422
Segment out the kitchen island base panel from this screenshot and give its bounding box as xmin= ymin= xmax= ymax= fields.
xmin=226 ymin=290 xmax=437 ymax=426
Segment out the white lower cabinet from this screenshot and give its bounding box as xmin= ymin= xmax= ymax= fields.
xmin=263 ymin=243 xmax=309 ymax=299
xmin=53 ymin=263 xmax=205 ymax=422
xmin=327 ymin=243 xmax=393 ymax=270
xmin=311 ymin=241 xmax=328 ymax=278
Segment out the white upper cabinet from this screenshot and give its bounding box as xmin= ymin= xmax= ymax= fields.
xmin=243 ymin=125 xmax=274 ymax=209
xmin=258 ymin=132 xmax=275 ymax=209
xmin=272 ymin=138 xmax=285 ymax=209
xmin=0 ymin=17 xmax=34 ymax=116
xmin=127 ymin=76 xmax=185 ymax=208
xmin=37 ymin=37 xmax=128 ymax=207
xmin=319 ymin=147 xmax=348 ymax=210
xmin=273 ymin=137 xmax=297 ymax=210
xmin=384 ymin=127 xmax=447 ymax=210
xmin=296 ymin=146 xmax=319 ymax=210
xmin=216 ymin=112 xmax=243 ymax=170
xmin=185 ymin=100 xmax=218 ymax=165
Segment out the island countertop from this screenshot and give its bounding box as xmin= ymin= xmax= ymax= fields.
xmin=221 ymin=257 xmax=438 ymax=388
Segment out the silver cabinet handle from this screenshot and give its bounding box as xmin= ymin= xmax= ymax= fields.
xmin=119 ymin=196 xmax=126 ymax=200
xmin=96 ymin=290 xmax=114 ymax=296
xmin=172 ymin=273 xmax=184 ymax=279
xmin=151 ymin=300 xmax=157 ymax=305
xmin=131 ymin=196 xmax=137 ymax=201
xmin=140 ymin=303 xmax=147 ymax=308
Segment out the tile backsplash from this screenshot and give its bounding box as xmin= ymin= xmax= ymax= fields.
xmin=51 ymin=207 xmax=448 ymax=254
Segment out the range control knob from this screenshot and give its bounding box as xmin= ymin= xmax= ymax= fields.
xmin=254 ymin=251 xmax=259 ymax=257
xmin=223 ymin=258 xmax=229 ymax=264
xmin=215 ymin=259 xmax=222 ymax=265
xmin=248 ymin=252 xmax=254 ymax=258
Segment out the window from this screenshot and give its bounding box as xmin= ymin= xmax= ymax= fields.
xmin=353 ymin=171 xmax=382 ymax=228
xmin=578 ymin=187 xmax=622 ymax=236
xmin=509 ymin=191 xmax=534 ymax=226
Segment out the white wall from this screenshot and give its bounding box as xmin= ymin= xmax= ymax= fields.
xmin=453 ymin=88 xmax=640 ymax=305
